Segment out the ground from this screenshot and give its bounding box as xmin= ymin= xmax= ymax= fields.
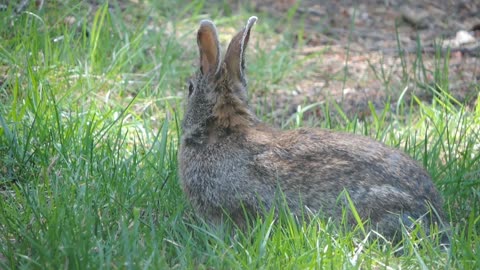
xmin=249 ymin=0 xmax=479 ymax=121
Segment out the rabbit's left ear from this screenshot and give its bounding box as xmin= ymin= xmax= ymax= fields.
xmin=197 ymin=20 xmax=221 ymax=75
xmin=224 ymin=16 xmax=257 ymax=83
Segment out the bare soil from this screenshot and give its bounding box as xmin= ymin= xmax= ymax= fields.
xmin=250 ymin=0 xmax=479 ymax=122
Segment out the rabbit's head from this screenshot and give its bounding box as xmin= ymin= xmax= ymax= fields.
xmin=182 ymin=17 xmax=258 ymax=145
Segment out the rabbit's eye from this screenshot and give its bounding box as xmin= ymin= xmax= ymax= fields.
xmin=188 ymin=81 xmax=194 ymax=97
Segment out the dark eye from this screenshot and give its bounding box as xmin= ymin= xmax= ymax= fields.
xmin=188 ymin=81 xmax=194 ymax=97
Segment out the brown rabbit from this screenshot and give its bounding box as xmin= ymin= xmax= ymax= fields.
xmin=179 ymin=16 xmax=447 ymax=242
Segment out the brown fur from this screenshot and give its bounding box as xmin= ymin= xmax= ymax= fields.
xmin=179 ymin=16 xmax=448 ymax=243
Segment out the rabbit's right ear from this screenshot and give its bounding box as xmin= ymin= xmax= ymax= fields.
xmin=224 ymin=16 xmax=257 ymax=84
xmin=197 ymin=20 xmax=221 ymax=75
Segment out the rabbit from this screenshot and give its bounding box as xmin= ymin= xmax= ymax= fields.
xmin=179 ymin=16 xmax=448 ymax=243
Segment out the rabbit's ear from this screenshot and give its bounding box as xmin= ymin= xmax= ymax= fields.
xmin=197 ymin=20 xmax=221 ymax=75
xmin=224 ymin=16 xmax=257 ymax=83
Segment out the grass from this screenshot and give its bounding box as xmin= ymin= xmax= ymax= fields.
xmin=0 ymin=0 xmax=479 ymax=269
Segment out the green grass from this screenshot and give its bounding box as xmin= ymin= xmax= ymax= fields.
xmin=1 ymin=1 xmax=479 ymax=269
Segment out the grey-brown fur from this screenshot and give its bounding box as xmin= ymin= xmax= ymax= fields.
xmin=179 ymin=16 xmax=447 ymax=242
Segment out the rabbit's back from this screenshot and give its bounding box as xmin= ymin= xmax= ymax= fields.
xmin=246 ymin=126 xmax=444 ymax=222
xmin=181 ymin=124 xmax=444 ymax=232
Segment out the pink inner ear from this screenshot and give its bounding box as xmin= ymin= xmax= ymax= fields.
xmin=197 ymin=23 xmax=220 ymax=75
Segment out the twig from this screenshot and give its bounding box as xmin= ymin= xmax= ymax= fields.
xmin=15 ymin=0 xmax=30 ymax=13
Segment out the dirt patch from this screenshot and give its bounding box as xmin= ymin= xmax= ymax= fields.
xmin=250 ymin=0 xmax=479 ymax=122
